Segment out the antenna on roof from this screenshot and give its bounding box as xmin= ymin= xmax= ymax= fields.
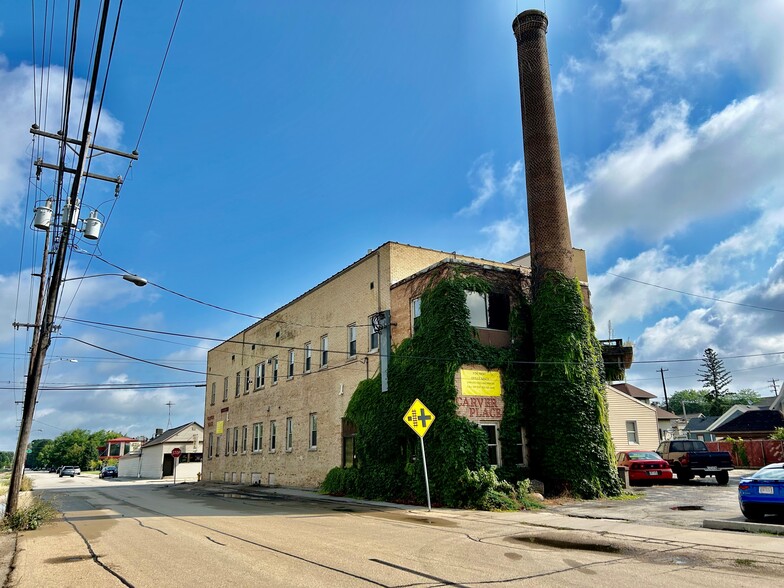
xmin=166 ymin=401 xmax=175 ymax=429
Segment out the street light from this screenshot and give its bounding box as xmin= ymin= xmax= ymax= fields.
xmin=62 ymin=273 xmax=148 ymax=287
xmin=5 ymin=272 xmax=145 ymax=520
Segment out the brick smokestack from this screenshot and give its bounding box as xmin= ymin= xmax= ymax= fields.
xmin=513 ymin=10 xmax=574 ymax=279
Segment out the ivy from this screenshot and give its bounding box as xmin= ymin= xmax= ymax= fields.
xmin=527 ymin=272 xmax=622 ymax=498
xmin=322 ymin=266 xmax=621 ymax=505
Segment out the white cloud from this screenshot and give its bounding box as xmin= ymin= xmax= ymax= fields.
xmin=458 ymin=153 xmax=497 ymax=216
xmin=569 ymin=91 xmax=784 ymax=256
xmin=480 ymin=218 xmax=522 ymax=260
xmin=0 ymin=57 xmax=124 ymax=225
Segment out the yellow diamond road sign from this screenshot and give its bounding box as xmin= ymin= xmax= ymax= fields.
xmin=404 ymin=399 xmax=435 ymax=438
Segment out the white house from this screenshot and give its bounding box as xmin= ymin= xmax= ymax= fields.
xmin=118 ymin=422 xmax=204 ymax=481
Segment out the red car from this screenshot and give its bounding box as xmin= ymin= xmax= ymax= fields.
xmin=617 ymin=451 xmax=673 ymax=484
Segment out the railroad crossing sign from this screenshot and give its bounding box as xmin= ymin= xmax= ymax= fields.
xmin=404 ymin=398 xmax=435 ymax=438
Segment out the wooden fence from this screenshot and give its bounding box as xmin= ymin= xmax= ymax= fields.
xmin=706 ymin=440 xmax=784 ymax=467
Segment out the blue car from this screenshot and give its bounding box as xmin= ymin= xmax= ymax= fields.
xmin=738 ymin=463 xmax=784 ymax=521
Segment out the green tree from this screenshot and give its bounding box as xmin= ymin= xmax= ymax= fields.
xmin=697 ymin=348 xmax=732 ymax=415
xmin=770 ymin=427 xmax=784 ymax=441
xmin=669 ymin=389 xmax=711 ymax=416
xmin=722 ymin=389 xmax=760 ymax=412
xmin=0 ymin=451 xmax=14 ymax=469
xmin=25 ymin=439 xmax=52 ymax=469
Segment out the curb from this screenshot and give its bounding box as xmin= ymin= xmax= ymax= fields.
xmin=703 ymin=518 xmax=784 ymax=535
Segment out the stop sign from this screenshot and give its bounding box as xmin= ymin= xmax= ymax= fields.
xmin=171 ymin=448 xmax=181 ymax=458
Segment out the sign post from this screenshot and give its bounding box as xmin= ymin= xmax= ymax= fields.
xmin=171 ymin=447 xmax=181 ymax=485
xmin=403 ymin=399 xmax=435 ymax=511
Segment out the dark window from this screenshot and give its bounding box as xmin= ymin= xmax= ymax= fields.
xmin=482 ymin=424 xmax=499 ymax=466
xmin=487 ymin=293 xmax=510 ymax=330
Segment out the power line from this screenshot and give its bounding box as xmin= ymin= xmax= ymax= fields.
xmin=606 ymin=272 xmax=784 ymax=314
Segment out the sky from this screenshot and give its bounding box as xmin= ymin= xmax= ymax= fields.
xmin=2 ymin=1 xmax=784 ymax=451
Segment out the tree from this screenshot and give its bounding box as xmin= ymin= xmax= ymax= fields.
xmin=25 ymin=439 xmax=52 ymax=469
xmin=723 ymin=389 xmax=760 ymax=411
xmin=0 ymin=451 xmax=14 ymax=469
xmin=668 ymin=389 xmax=711 ymax=416
xmin=697 ymin=348 xmax=732 ymax=415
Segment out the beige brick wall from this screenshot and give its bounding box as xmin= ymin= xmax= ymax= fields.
xmin=202 ymin=242 xmax=515 ymax=488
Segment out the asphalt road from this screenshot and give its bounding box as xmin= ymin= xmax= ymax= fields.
xmin=550 ymin=469 xmax=784 ymax=528
xmin=6 ymin=472 xmax=783 ymax=587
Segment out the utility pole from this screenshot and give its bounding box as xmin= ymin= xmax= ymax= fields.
xmin=769 ymin=378 xmax=779 ymax=396
xmin=658 ymin=367 xmax=670 ymax=412
xmin=5 ymin=0 xmax=136 ymax=520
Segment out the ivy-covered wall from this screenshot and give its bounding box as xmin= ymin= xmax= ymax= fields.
xmin=525 ymin=272 xmax=621 ymax=497
xmin=323 ymin=265 xmax=621 ymax=504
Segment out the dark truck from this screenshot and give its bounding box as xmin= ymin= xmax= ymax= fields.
xmin=656 ymin=440 xmax=734 ymax=485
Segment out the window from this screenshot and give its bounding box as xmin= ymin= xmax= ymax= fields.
xmin=255 ymin=362 xmax=264 ymax=389
xmin=272 ymin=356 xmax=278 ymax=384
xmin=210 ymin=382 xmax=216 ymax=405
xmin=252 ymin=422 xmax=263 ymax=452
xmin=215 ymin=436 xmax=220 ymax=458
xmin=369 ymin=323 xmax=379 ymax=351
xmin=241 ymin=425 xmax=248 ymax=453
xmin=208 ymin=432 xmax=214 ymax=458
xmin=244 ymin=368 xmax=250 ymax=394
xmin=516 ymin=427 xmax=528 ymax=467
xmin=269 ymin=421 xmax=277 ymax=451
xmin=320 ymin=335 xmax=328 ymax=367
xmin=233 ymin=427 xmax=239 ymax=454
xmin=223 ymin=377 xmax=229 ymax=401
xmin=348 ymin=325 xmax=357 ymax=358
xmin=235 ymin=371 xmax=241 ymax=397
xmin=481 ymin=424 xmax=499 ymax=466
xmin=411 ymin=298 xmax=421 ymax=333
xmin=309 ymin=413 xmax=318 ymax=449
xmin=626 ymin=421 xmax=639 ymax=445
xmin=466 ymin=291 xmax=510 ymax=330
xmin=224 ymin=432 xmax=230 ymax=456
xmin=288 ymin=349 xmax=295 ymax=378
xmin=304 ymin=342 xmax=312 ymax=373
xmin=286 ymin=417 xmax=293 ymax=451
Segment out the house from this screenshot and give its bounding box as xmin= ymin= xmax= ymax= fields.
xmin=712 ymin=410 xmax=784 ymax=440
xmin=605 ymin=385 xmax=659 ymax=452
xmin=98 ymin=437 xmax=143 ymax=462
xmin=610 ymin=383 xmax=680 ymax=441
xmin=118 ymin=422 xmax=203 ymax=480
xmin=684 ymin=415 xmax=719 ymax=441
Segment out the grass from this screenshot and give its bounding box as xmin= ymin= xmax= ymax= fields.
xmin=734 ymin=559 xmax=755 ymax=567
xmin=1 ymin=495 xmax=59 ymax=531
xmin=0 ymin=473 xmax=33 ymax=494
xmin=607 ymin=492 xmax=642 ymax=501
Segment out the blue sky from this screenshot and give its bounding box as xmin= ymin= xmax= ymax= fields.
xmin=2 ymin=1 xmax=784 ymax=451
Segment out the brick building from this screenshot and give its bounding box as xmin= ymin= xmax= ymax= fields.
xmin=202 ymin=242 xmax=591 ymax=488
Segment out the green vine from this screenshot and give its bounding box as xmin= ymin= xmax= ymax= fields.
xmin=321 ymin=266 xmax=621 ymax=505
xmin=526 ymin=272 xmax=622 ymax=498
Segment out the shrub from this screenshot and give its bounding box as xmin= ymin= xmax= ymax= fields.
xmin=454 ymin=467 xmax=543 ymax=511
xmin=1 ymin=496 xmax=58 ymax=531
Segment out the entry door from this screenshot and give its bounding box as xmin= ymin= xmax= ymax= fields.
xmin=162 ymin=454 xmax=174 ymax=476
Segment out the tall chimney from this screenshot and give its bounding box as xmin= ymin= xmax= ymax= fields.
xmin=513 ymin=10 xmax=574 ymax=279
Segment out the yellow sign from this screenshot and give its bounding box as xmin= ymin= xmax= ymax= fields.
xmin=404 ymin=399 xmax=435 ymax=438
xmin=216 ymin=420 xmax=224 ymax=434
xmin=460 ymin=369 xmax=502 ymax=396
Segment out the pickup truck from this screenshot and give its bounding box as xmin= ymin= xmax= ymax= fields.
xmin=656 ymin=440 xmax=734 ymax=485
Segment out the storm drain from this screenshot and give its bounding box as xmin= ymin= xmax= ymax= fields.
xmin=670 ymin=505 xmax=704 ymax=511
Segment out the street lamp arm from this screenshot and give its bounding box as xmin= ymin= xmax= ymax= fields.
xmin=61 ymin=273 xmax=147 ymax=287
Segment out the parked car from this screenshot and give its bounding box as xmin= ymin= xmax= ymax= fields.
xmin=617 ymin=451 xmax=673 ymax=484
xmin=59 ymin=466 xmax=79 ymax=477
xmin=656 ymin=440 xmax=734 ymax=485
xmin=738 ymin=464 xmax=784 ymax=521
xmin=99 ymin=466 xmax=118 ymax=479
